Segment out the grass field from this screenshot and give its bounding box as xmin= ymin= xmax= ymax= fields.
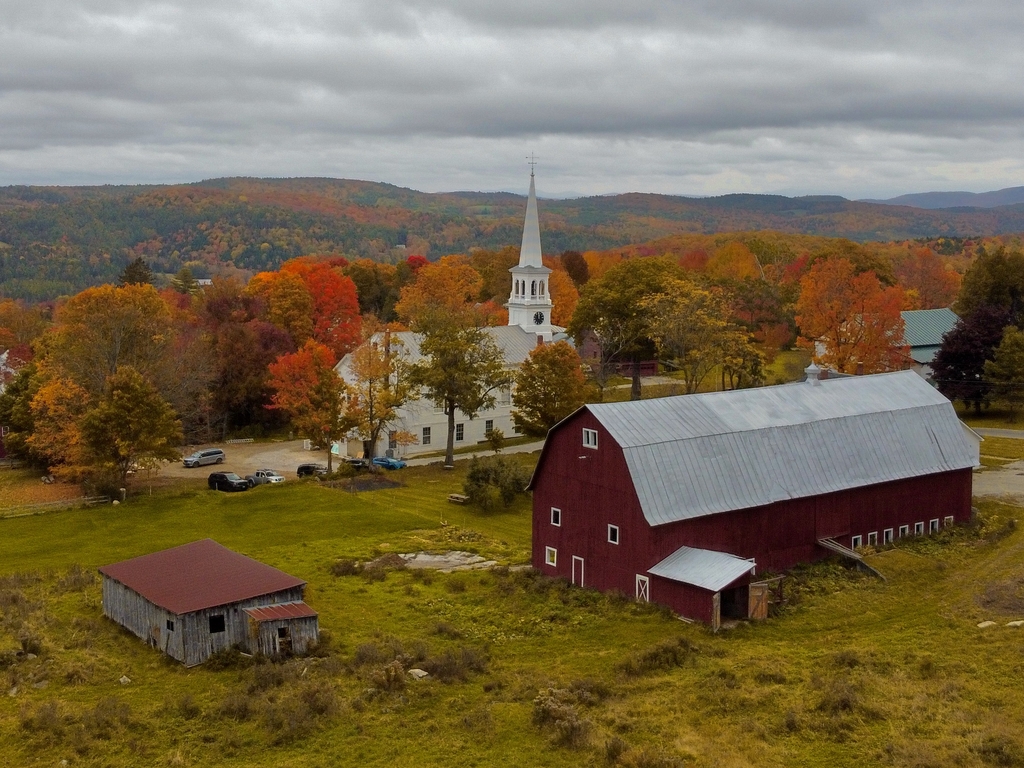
xmin=957 ymin=404 xmax=1024 ymax=431
xmin=3 ymin=460 xmax=1024 ymax=767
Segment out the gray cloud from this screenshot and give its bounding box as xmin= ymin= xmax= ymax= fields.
xmin=1 ymin=0 xmax=1023 ymax=197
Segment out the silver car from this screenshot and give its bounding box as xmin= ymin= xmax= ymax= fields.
xmin=183 ymin=448 xmax=226 ymax=468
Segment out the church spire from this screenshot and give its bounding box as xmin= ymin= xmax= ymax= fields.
xmin=518 ymin=168 xmax=543 ymax=268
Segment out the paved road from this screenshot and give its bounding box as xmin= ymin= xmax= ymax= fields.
xmin=405 ymin=439 xmax=545 ymax=467
xmin=975 ymin=428 xmax=1024 ymax=439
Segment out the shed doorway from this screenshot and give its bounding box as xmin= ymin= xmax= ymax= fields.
xmin=720 ymin=586 xmax=750 ymax=620
xmin=571 ymin=556 xmax=584 ymax=587
xmin=276 ymin=626 xmax=292 ymax=655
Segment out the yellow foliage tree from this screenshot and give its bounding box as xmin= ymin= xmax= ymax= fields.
xmin=548 ymin=270 xmax=579 ymax=327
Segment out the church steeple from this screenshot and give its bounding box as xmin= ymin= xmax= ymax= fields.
xmin=506 ymin=164 xmax=554 ymax=341
xmin=518 ymin=169 xmax=544 ymax=268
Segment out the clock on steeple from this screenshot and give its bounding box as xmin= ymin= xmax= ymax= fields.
xmin=533 ymin=311 xmax=545 ymax=325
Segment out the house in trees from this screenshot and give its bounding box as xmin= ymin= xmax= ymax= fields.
xmin=901 ymin=308 xmax=959 ymax=382
xmin=530 ymin=367 xmax=979 ymax=628
xmin=336 ymin=325 xmax=542 ymax=458
xmin=336 ymin=170 xmax=567 ymax=458
xmin=99 ymin=539 xmax=318 ymax=666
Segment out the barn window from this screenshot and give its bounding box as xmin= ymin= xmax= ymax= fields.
xmin=582 ymin=428 xmax=598 ymax=449
xmin=551 ymin=507 xmax=561 ymax=527
xmin=209 ymin=615 xmax=226 ymax=634
xmin=455 ymin=423 xmax=465 ymax=442
xmin=898 ymin=525 xmax=909 ymax=538
xmin=277 ymin=627 xmax=288 ymax=639
xmin=944 ymin=516 xmax=954 ymax=527
xmin=422 ymin=426 xmax=431 ymax=446
xmin=867 ymin=532 xmax=877 ymax=546
xmin=914 ymin=522 xmax=924 ymax=536
xmin=883 ymin=528 xmax=893 ymax=545
xmin=608 ymin=524 xmax=620 ymax=544
xmin=851 ymin=535 xmax=862 ymax=549
xmin=545 ymin=547 xmax=557 ymax=567
xmin=929 ymin=518 xmax=939 ymax=533
xmin=166 ymin=619 xmax=175 ymax=632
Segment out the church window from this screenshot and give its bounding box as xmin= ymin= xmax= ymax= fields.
xmin=485 ymin=419 xmax=494 ymax=435
xmin=540 ymin=281 xmax=545 ymax=296
xmin=455 ymin=423 xmax=465 ymax=442
xmin=498 ymin=387 xmax=511 ymax=405
xmin=531 ymin=281 xmax=537 ymax=296
xmin=422 ymin=427 xmax=431 ymax=445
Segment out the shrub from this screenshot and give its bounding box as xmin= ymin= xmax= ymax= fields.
xmin=423 ymin=647 xmax=488 ymax=682
xmin=433 ymin=622 xmax=463 ymax=639
xmin=177 ymin=695 xmax=201 ymax=720
xmin=532 ymin=688 xmax=591 ymax=749
xmin=463 ymin=455 xmax=532 ymax=510
xmin=83 ymin=697 xmax=132 ymax=740
xmin=974 ymin=734 xmax=1024 ymax=766
xmin=370 ymin=660 xmax=407 ymax=692
xmin=220 ymin=692 xmax=255 ymax=722
xmin=56 ymin=564 xmax=95 ymax=592
xmin=206 ymin=645 xmax=253 ymax=670
xmin=617 ymin=638 xmax=698 ymax=677
xmin=329 ymin=559 xmax=363 ymax=577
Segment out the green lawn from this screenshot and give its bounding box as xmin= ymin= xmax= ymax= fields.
xmin=957 ymin=403 xmax=1024 ymax=431
xmin=3 ymin=463 xmax=1024 ymax=767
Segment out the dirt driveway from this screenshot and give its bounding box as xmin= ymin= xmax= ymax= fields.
xmin=158 ymin=440 xmax=331 ymax=483
xmin=973 ymin=462 xmax=1024 ymax=503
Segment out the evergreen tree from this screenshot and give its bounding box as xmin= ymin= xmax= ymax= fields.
xmin=984 ymin=327 xmax=1024 ymax=421
xmin=172 ymin=267 xmax=199 ymax=295
xmin=119 ymin=257 xmax=153 ymax=286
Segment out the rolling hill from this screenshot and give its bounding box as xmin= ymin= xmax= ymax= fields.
xmin=3 ymin=177 xmax=1024 ymax=300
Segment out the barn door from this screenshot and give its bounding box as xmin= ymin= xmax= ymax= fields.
xmin=571 ymin=556 xmax=584 ymax=587
xmin=635 ymin=575 xmax=650 ymax=602
xmin=711 ymin=592 xmax=721 ymax=632
xmin=748 ymin=582 xmax=769 ymax=620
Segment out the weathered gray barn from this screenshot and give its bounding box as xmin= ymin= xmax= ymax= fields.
xmin=99 ymin=539 xmax=319 ymax=666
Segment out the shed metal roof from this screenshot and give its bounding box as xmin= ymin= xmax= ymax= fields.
xmin=648 ymin=546 xmax=755 ymax=592
xmin=582 ymin=371 xmax=979 ymax=527
xmin=901 ymin=308 xmax=958 ymax=349
xmin=244 ymin=602 xmax=318 ymax=622
xmin=99 ymin=539 xmax=306 ymax=615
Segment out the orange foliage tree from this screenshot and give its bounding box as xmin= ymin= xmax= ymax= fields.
xmin=796 ymin=258 xmax=908 ymax=373
xmin=394 ymin=257 xmax=483 ymax=328
xmin=706 ymin=242 xmax=760 ymax=281
xmin=267 ymin=341 xmax=352 ymax=473
xmin=281 ymin=259 xmax=362 ymax=357
xmin=548 ymin=269 xmax=579 ymax=327
xmin=895 ymin=247 xmax=961 ymax=309
xmin=246 ymin=271 xmax=315 ymax=345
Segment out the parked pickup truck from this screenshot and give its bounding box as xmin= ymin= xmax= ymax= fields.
xmin=245 ymin=469 xmax=285 ymax=487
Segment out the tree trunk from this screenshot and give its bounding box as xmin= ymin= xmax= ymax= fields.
xmin=630 ymin=357 xmax=642 ymax=401
xmin=446 ymin=400 xmax=456 ymax=466
xmin=326 ymin=437 xmax=333 ymax=473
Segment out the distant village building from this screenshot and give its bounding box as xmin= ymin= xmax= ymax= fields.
xmin=901 ymin=307 xmax=959 ymax=382
xmin=99 ymin=539 xmax=318 ymax=666
xmin=529 ymin=369 xmax=979 ymax=628
xmin=336 ymin=171 xmax=565 ymax=458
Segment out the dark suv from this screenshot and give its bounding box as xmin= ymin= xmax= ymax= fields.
xmin=296 ymin=463 xmax=329 ymax=478
xmin=208 ymin=472 xmax=250 ymax=492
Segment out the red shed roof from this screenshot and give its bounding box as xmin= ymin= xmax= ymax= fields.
xmin=99 ymin=539 xmax=306 ymax=615
xmin=244 ymin=602 xmax=318 ymax=622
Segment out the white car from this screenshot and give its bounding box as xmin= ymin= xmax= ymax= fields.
xmin=245 ymin=469 xmax=286 ymax=486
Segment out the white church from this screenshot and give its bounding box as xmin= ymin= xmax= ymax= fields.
xmin=335 ymin=169 xmax=564 ymax=459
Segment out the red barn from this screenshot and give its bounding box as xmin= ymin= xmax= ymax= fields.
xmin=529 ymin=369 xmax=980 ymax=628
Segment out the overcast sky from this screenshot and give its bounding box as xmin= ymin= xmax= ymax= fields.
xmin=2 ymin=0 xmax=1023 ymax=198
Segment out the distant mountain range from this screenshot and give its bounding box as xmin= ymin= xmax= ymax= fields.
xmin=3 ymin=177 xmax=1024 ymax=300
xmin=861 ymin=186 xmax=1024 ymax=209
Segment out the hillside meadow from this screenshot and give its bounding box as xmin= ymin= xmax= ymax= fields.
xmin=2 ymin=460 xmax=1024 ymax=767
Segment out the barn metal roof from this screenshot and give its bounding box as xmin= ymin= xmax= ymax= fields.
xmin=244 ymin=602 xmax=318 ymax=622
xmin=99 ymin=539 xmax=306 ymax=615
xmin=585 ymin=371 xmax=979 ymax=527
xmin=901 ymin=308 xmax=958 ymax=349
xmin=648 ymin=546 xmax=755 ymax=592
